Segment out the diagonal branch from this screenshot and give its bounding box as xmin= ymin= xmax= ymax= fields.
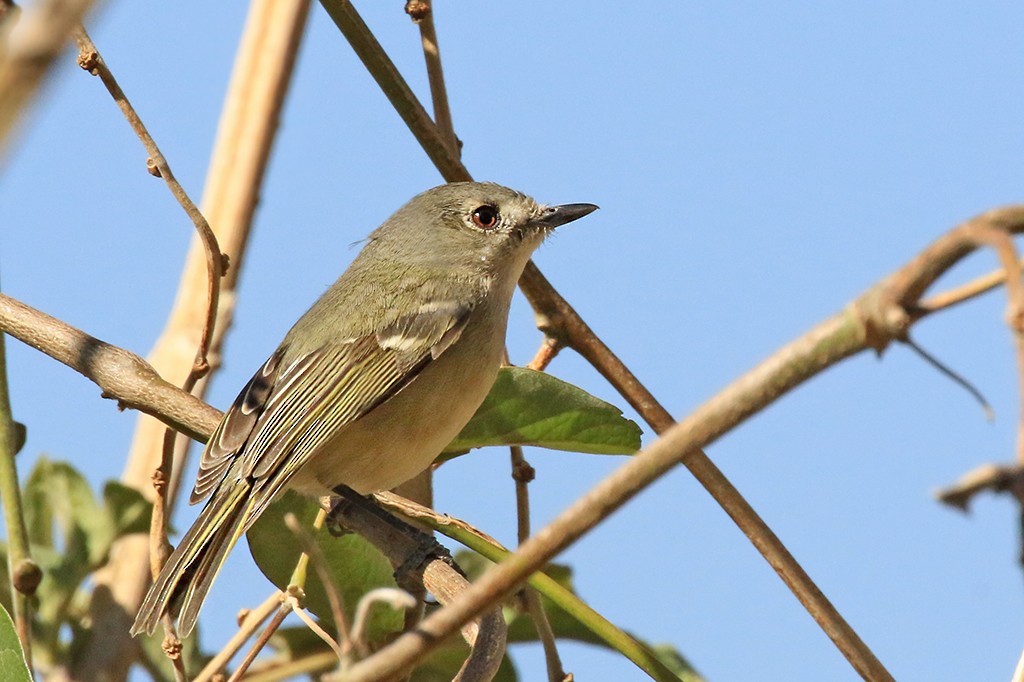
xmin=334 ymin=205 xmax=1024 ymax=681
xmin=316 ymin=1 xmax=901 ymax=678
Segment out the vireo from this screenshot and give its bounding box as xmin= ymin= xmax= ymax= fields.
xmin=131 ymin=181 xmax=597 ymax=637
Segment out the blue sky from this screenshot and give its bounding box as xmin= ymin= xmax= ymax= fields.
xmin=3 ymin=2 xmax=1024 ymax=680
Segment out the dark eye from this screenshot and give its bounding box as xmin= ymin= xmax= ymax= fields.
xmin=471 ymin=205 xmax=499 ymax=230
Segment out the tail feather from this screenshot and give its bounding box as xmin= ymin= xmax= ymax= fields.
xmin=175 ymin=499 xmax=250 ymax=636
xmin=130 ymin=483 xmax=251 ymax=638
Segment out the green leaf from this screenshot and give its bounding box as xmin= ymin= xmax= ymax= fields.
xmin=19 ymin=458 xmax=156 ymax=664
xmin=444 ymin=367 xmax=642 ymax=456
xmin=23 ymin=457 xmax=106 ymax=565
xmin=0 ymin=603 xmax=31 ymax=682
xmin=103 ymin=481 xmax=152 ymax=537
xmin=23 ymin=458 xmax=105 ymax=649
xmin=247 ymin=492 xmax=403 ymax=644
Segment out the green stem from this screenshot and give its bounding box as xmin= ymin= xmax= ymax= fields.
xmin=0 ymin=303 xmax=37 ymax=671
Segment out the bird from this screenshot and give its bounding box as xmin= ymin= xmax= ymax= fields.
xmin=130 ymin=181 xmax=597 ymax=637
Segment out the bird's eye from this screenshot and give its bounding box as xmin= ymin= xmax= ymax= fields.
xmin=471 ymin=205 xmax=499 ymax=230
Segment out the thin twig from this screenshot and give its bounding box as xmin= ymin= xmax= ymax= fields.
xmin=934 ymin=463 xmax=1024 ymax=512
xmin=510 ymin=446 xmax=566 ymax=682
xmin=284 ymin=510 xmax=353 ymax=663
xmin=193 ymin=592 xmax=282 ymax=682
xmin=291 ymin=599 xmax=345 ymax=668
xmin=79 ymin=3 xmax=311 ymax=678
xmin=528 ymin=336 xmax=564 ymax=372
xmin=349 ymin=588 xmax=417 ymax=657
xmin=915 ymin=255 xmax=1024 ymax=317
xmin=227 ymin=601 xmax=293 ymax=682
xmin=903 ymin=337 xmax=993 ymax=420
xmin=73 ymin=27 xmax=224 ymax=386
xmin=319 ymin=3 xmax=900 ymax=678
xmin=405 ymin=0 xmax=459 ymax=158
xmin=320 ymin=0 xmax=470 ymax=183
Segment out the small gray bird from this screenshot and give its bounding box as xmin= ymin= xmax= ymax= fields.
xmin=131 ymin=181 xmax=597 ymax=637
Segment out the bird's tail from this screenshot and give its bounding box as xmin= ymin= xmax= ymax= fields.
xmin=130 ymin=482 xmax=251 ymax=638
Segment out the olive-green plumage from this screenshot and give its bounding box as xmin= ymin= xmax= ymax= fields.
xmin=130 ymin=182 xmax=596 ymax=638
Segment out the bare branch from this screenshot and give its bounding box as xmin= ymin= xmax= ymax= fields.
xmin=405 ymin=0 xmax=459 ymax=158
xmin=340 ymin=206 xmax=1024 ymax=682
xmin=193 ymin=592 xmax=281 ymax=682
xmin=0 ymin=292 xmax=219 ymax=440
xmin=510 ymin=446 xmax=566 ymax=682
xmin=227 ymin=600 xmax=293 ymax=682
xmin=320 ymin=0 xmax=471 ymax=183
xmin=73 ymin=26 xmax=225 ymax=386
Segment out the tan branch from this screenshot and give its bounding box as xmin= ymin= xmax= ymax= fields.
xmin=227 ymin=601 xmax=293 ymax=682
xmin=336 ymin=206 xmax=1024 ymax=681
xmin=193 ymin=592 xmax=282 ymax=682
xmin=0 ymin=292 xmax=219 ymax=440
xmin=318 ymin=2 xmax=903 ymax=678
xmin=510 ymin=446 xmax=566 ymax=682
xmin=405 ymin=0 xmax=459 ymax=159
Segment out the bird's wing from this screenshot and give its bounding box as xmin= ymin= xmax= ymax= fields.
xmin=190 ymin=300 xmax=473 ymax=516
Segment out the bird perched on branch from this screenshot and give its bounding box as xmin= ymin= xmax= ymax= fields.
xmin=131 ymin=181 xmax=597 ymax=637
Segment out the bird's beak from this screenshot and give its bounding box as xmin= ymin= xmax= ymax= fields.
xmin=532 ymin=203 xmax=599 ymax=230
